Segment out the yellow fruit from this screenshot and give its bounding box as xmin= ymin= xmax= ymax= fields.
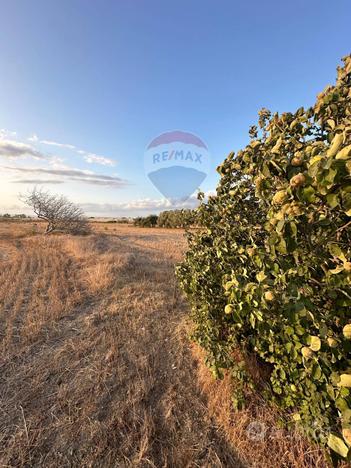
xmin=264 ymin=291 xmax=275 ymax=301
xmin=225 ymin=304 xmax=233 ymax=314
xmin=291 ymin=156 xmax=303 ymax=166
xmin=301 ymin=347 xmax=314 ymax=359
xmin=290 ymin=173 xmax=306 ymax=188
xmin=272 ymin=190 xmax=288 ymax=205
xmin=342 ymin=427 xmax=351 ymax=446
xmin=247 ymin=247 xmax=255 ymax=257
xmin=343 ymin=324 xmax=351 ymax=339
xmin=327 ymin=337 xmax=338 ymax=348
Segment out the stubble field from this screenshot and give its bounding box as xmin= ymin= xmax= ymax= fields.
xmin=0 ymin=221 xmax=328 ymax=467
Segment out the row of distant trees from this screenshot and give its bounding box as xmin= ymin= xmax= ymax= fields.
xmin=0 ymin=213 xmax=28 ymax=219
xmin=134 ymin=209 xmax=195 ymax=228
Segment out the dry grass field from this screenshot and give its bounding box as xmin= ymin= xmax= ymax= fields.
xmin=0 ymin=221 xmax=329 ymax=467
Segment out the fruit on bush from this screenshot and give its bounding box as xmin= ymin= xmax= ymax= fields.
xmin=327 ymin=337 xmax=338 ymax=348
xmin=247 ymin=247 xmax=255 ymax=256
xmin=343 ymin=324 xmax=351 ymax=339
xmin=264 ymin=291 xmax=275 ymax=301
xmin=291 ymin=153 xmax=304 ymax=166
xmin=342 ymin=427 xmax=351 ymax=446
xmin=225 ymin=304 xmax=233 ymax=314
xmin=290 ymin=173 xmax=306 ymax=188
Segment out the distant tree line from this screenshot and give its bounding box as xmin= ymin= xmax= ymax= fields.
xmin=134 ymin=209 xmax=195 ymax=228
xmin=0 ymin=213 xmax=28 ymax=219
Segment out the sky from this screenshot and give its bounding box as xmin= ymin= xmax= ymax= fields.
xmin=0 ymin=0 xmax=350 ymax=217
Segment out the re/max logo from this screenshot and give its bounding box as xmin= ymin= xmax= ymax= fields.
xmin=152 ymin=150 xmax=203 ymax=164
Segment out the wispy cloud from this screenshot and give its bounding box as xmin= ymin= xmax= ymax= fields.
xmin=3 ymin=165 xmax=129 ymax=188
xmin=12 ymin=179 xmax=64 ymax=184
xmin=40 ymin=140 xmax=76 ymax=150
xmin=28 ymin=134 xmax=116 ymax=166
xmin=0 ymin=140 xmax=48 ymax=160
xmin=0 ymin=129 xmax=17 ymax=139
xmin=82 ymin=153 xmax=116 ymax=167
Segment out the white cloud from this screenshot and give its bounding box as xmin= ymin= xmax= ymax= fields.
xmin=28 ymin=134 xmax=116 ymax=166
xmin=40 ymin=139 xmax=76 ymax=150
xmin=13 ymin=179 xmax=64 ymax=184
xmin=0 ymin=129 xmax=17 ymax=139
xmin=0 ymin=139 xmax=48 ymax=160
xmin=28 ymin=134 xmax=39 ymax=143
xmin=3 ymin=165 xmax=128 ymax=188
xmin=83 ymin=153 xmax=116 ymax=167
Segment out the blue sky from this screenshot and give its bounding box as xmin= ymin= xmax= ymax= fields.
xmin=0 ymin=0 xmax=350 ymax=216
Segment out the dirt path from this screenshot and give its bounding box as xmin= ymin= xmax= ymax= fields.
xmin=0 ymin=228 xmax=243 ymax=467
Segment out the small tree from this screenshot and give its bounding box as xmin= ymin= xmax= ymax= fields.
xmin=20 ymin=187 xmax=90 ymax=234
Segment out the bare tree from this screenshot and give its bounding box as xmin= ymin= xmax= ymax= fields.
xmin=20 ymin=187 xmax=90 ymax=234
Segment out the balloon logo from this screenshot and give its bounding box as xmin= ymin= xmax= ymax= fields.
xmin=144 ymin=130 xmax=210 ymax=204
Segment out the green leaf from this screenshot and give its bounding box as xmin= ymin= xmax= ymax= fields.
xmin=336 ymin=144 xmax=351 ymax=160
xmin=328 ymin=244 xmax=347 ymax=262
xmin=301 ymin=186 xmax=316 ymax=203
xmin=327 ymin=433 xmax=349 ymax=458
xmin=277 ymin=237 xmax=287 ymax=254
xmin=326 ymin=193 xmax=339 ymax=208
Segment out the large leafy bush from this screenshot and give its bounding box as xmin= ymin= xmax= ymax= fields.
xmin=177 ymin=55 xmax=351 ymax=460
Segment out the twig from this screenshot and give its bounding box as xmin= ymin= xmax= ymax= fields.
xmin=20 ymin=405 xmax=29 ymax=444
xmin=336 ymin=220 xmax=351 ymax=234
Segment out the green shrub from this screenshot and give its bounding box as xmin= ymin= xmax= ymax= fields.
xmin=134 ymin=214 xmax=158 ymax=227
xmin=157 ymin=209 xmax=194 ymax=228
xmin=177 ymin=55 xmax=351 ymax=462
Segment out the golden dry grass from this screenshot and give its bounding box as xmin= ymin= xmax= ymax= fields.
xmin=0 ymin=221 xmax=331 ymax=467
